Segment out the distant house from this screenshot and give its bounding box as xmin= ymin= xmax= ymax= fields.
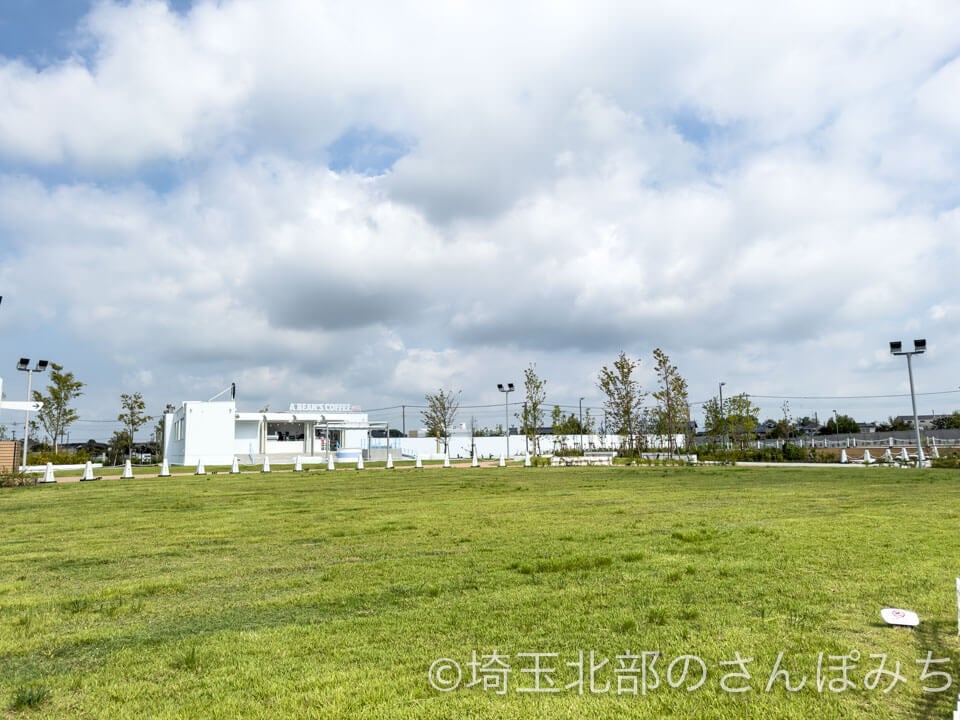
xmin=857 ymin=422 xmax=878 ymax=434
xmin=894 ymin=414 xmax=947 ymax=430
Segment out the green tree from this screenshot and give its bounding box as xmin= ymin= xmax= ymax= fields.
xmin=118 ymin=392 xmax=152 ymax=461
xmin=650 ymin=348 xmax=690 ymax=455
xmin=517 ymin=364 xmax=547 ymax=455
xmin=819 ymin=414 xmax=860 ymax=435
xmin=702 ymin=397 xmax=727 ymax=445
xmin=876 ymin=416 xmax=910 ymax=432
xmin=107 ymin=429 xmax=132 ymax=465
xmin=725 ymin=393 xmax=760 ymax=448
xmin=933 ymin=412 xmax=960 ymax=430
xmin=551 ymin=405 xmax=564 ymax=434
xmin=765 ymin=402 xmax=796 ymax=439
xmin=597 ymin=351 xmax=646 ymax=454
xmin=582 ymin=407 xmax=596 ymax=436
xmin=32 ymin=363 xmax=84 ymax=453
xmin=420 ymin=388 xmax=459 ymax=455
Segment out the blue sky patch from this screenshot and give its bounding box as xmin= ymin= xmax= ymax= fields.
xmin=326 ymin=126 xmax=413 ymax=176
xmin=0 ymin=0 xmax=195 ymax=65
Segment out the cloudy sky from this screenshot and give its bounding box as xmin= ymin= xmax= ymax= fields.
xmin=1 ymin=0 xmax=959 ymax=441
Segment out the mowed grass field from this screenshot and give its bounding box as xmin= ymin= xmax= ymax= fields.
xmin=2 ymin=465 xmax=959 ymax=719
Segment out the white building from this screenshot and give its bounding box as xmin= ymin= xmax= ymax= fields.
xmin=163 ymin=401 xmax=385 ymax=466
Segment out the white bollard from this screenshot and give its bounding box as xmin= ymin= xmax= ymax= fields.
xmin=357 ymin=455 xmax=364 ymax=470
xmin=81 ymin=461 xmax=95 ymax=481
xmin=499 ymin=454 xmax=506 ymax=467
xmin=121 ymin=459 xmax=134 ymax=479
xmin=386 ymin=454 xmax=394 ymax=469
xmin=294 ymin=455 xmax=303 ymax=472
xmin=471 ymin=452 xmax=479 ymax=468
xmin=327 ymin=454 xmax=335 ymax=471
xmin=262 ymin=456 xmax=271 ymax=473
xmin=863 ymin=449 xmax=873 ymax=465
xmin=230 ymin=456 xmax=240 ymax=474
xmin=840 ymin=449 xmax=848 ymax=464
xmin=195 ymin=458 xmax=206 ymax=475
xmin=159 ymin=458 xmax=171 ymax=477
xmin=41 ymin=462 xmax=56 ymax=483
xmin=524 ymin=453 xmax=531 ymax=467
xmin=415 ymin=455 xmax=422 ymax=469
xmin=443 ymin=454 xmax=450 ymax=468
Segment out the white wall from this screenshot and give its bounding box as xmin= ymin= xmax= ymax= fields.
xmin=168 ymin=401 xmax=236 ymax=465
xmin=387 ymin=433 xmax=686 ymax=460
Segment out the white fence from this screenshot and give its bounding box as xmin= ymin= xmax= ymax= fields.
xmin=369 ymin=433 xmax=686 ymax=461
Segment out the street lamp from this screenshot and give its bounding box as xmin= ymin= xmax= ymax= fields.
xmin=833 ymin=409 xmax=839 ymax=439
xmin=579 ymin=397 xmax=584 ymax=454
xmin=16 ymin=358 xmax=49 ymax=470
xmin=718 ymin=381 xmax=726 ymax=448
xmin=889 ymin=339 xmax=926 ymax=467
xmin=497 ymin=383 xmax=515 ymax=458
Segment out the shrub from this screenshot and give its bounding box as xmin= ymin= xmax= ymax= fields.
xmin=0 ymin=472 xmax=35 ymax=488
xmin=28 ymin=450 xmax=89 ymax=465
xmin=931 ymin=457 xmax=960 ymax=470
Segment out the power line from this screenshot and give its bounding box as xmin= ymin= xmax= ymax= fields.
xmin=747 ymin=389 xmax=960 ymax=401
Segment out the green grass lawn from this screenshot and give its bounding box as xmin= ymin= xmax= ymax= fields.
xmin=1 ymin=465 xmax=958 ymax=718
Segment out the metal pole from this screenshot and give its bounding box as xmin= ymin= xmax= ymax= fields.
xmin=579 ymin=397 xmax=584 ymax=453
xmin=906 ymin=353 xmax=924 ymax=467
xmin=504 ymin=392 xmax=510 ymax=458
xmin=21 ymin=369 xmax=32 ymax=471
xmin=718 ymin=381 xmax=725 ymax=448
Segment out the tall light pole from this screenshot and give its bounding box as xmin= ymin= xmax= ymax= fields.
xmin=890 ymin=339 xmax=926 ymax=468
xmin=579 ymin=397 xmax=584 ymax=454
xmin=833 ymin=409 xmax=839 ymax=438
xmin=16 ymin=358 xmax=49 ymax=470
xmin=497 ymin=383 xmax=514 ymax=458
xmin=718 ymin=381 xmax=726 ymax=448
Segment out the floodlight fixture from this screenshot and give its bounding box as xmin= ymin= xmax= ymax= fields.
xmin=498 ymin=382 xmax=516 ymax=458
xmin=889 ymin=338 xmax=926 ymax=467
xmin=15 ymin=358 xmax=50 ymax=471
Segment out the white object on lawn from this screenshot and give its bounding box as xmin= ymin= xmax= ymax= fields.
xmin=880 ymin=607 xmax=919 ymax=627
